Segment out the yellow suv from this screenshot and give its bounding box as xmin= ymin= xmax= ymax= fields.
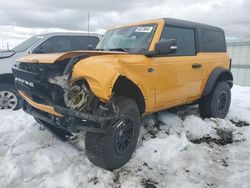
xmin=13 ymin=18 xmax=233 ymax=170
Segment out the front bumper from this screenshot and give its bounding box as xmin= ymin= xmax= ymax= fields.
xmin=16 ymin=82 xmax=117 ymax=135
xmin=19 ymin=91 xmax=62 ymax=116
xmin=20 ymin=93 xmax=116 ymax=135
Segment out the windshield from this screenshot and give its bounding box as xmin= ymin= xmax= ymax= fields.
xmin=96 ymin=24 xmax=157 ymax=53
xmin=12 ymin=35 xmax=45 ymax=52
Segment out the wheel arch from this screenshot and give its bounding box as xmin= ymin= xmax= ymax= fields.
xmin=202 ymin=67 xmax=233 ymax=97
xmin=112 ymin=76 xmax=146 ymax=114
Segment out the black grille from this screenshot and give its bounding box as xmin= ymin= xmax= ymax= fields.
xmin=19 ymin=63 xmax=46 ymax=73
xmin=14 ymin=61 xmax=68 ymax=107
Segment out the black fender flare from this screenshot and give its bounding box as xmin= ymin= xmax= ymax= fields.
xmin=202 ymin=68 xmax=233 ymax=97
xmin=63 ymin=54 xmax=89 ymax=79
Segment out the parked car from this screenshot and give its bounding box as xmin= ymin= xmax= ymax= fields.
xmin=0 ymin=32 xmax=101 ymax=110
xmin=13 ymin=18 xmax=233 ymax=170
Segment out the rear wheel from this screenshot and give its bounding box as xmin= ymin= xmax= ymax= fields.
xmin=85 ymin=96 xmax=141 ymax=170
xmin=199 ymin=81 xmax=231 ymax=118
xmin=0 ymin=83 xmax=20 ymax=110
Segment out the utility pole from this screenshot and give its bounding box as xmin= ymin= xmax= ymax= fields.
xmin=88 ymin=13 xmax=90 ymax=45
xmin=88 ymin=13 xmax=90 ymax=34
xmin=0 ymin=29 xmax=4 ymax=50
xmin=87 ymin=13 xmax=93 ymax=50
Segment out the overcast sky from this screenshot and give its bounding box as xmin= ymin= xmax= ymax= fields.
xmin=0 ymin=0 xmax=249 ymax=49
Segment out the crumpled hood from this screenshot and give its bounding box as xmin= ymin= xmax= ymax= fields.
xmin=17 ymin=50 xmax=127 ymax=64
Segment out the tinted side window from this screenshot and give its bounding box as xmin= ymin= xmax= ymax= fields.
xmin=72 ymin=36 xmax=100 ymax=50
xmin=33 ymin=36 xmax=73 ymax=53
xmin=161 ymin=26 xmax=196 ymax=55
xmin=33 ymin=36 xmax=100 ymax=54
xmin=200 ymin=29 xmax=226 ymax=52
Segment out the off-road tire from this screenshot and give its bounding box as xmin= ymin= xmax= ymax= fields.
xmin=85 ymin=96 xmax=141 ymax=170
xmin=0 ymin=83 xmax=21 ymax=110
xmin=199 ymin=81 xmax=231 ymax=119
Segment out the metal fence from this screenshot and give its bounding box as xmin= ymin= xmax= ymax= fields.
xmin=227 ymin=39 xmax=250 ymax=86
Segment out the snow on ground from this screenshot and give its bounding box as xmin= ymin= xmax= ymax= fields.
xmin=0 ymin=85 xmax=250 ymax=188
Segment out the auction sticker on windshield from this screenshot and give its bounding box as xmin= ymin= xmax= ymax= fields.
xmin=135 ymin=26 xmax=153 ymax=33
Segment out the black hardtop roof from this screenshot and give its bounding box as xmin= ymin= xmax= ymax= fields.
xmin=163 ymin=18 xmax=224 ymax=32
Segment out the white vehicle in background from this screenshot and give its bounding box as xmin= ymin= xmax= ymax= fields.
xmin=0 ymin=32 xmax=101 ymax=110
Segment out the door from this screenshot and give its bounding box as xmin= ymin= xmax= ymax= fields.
xmin=153 ymin=26 xmax=202 ymax=110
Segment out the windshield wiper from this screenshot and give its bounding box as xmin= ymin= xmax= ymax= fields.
xmin=108 ymin=48 xmax=128 ymax=52
xmin=96 ymin=48 xmax=128 ymax=52
xmin=96 ymin=48 xmax=105 ymax=51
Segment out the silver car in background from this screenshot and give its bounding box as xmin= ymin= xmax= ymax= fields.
xmin=0 ymin=32 xmax=101 ymax=110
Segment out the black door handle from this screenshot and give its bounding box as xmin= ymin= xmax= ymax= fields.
xmin=148 ymin=68 xmax=154 ymax=73
xmin=192 ymin=63 xmax=202 ymax=69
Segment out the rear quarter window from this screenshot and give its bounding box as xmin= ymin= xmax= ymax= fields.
xmin=200 ymin=29 xmax=226 ymax=52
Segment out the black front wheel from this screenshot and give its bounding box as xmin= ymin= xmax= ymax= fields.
xmin=85 ymin=96 xmax=141 ymax=170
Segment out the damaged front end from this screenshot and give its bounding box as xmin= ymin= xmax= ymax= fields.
xmin=13 ymin=54 xmax=119 ymax=141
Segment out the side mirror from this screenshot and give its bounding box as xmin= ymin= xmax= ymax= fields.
xmin=155 ymin=39 xmax=177 ymax=55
